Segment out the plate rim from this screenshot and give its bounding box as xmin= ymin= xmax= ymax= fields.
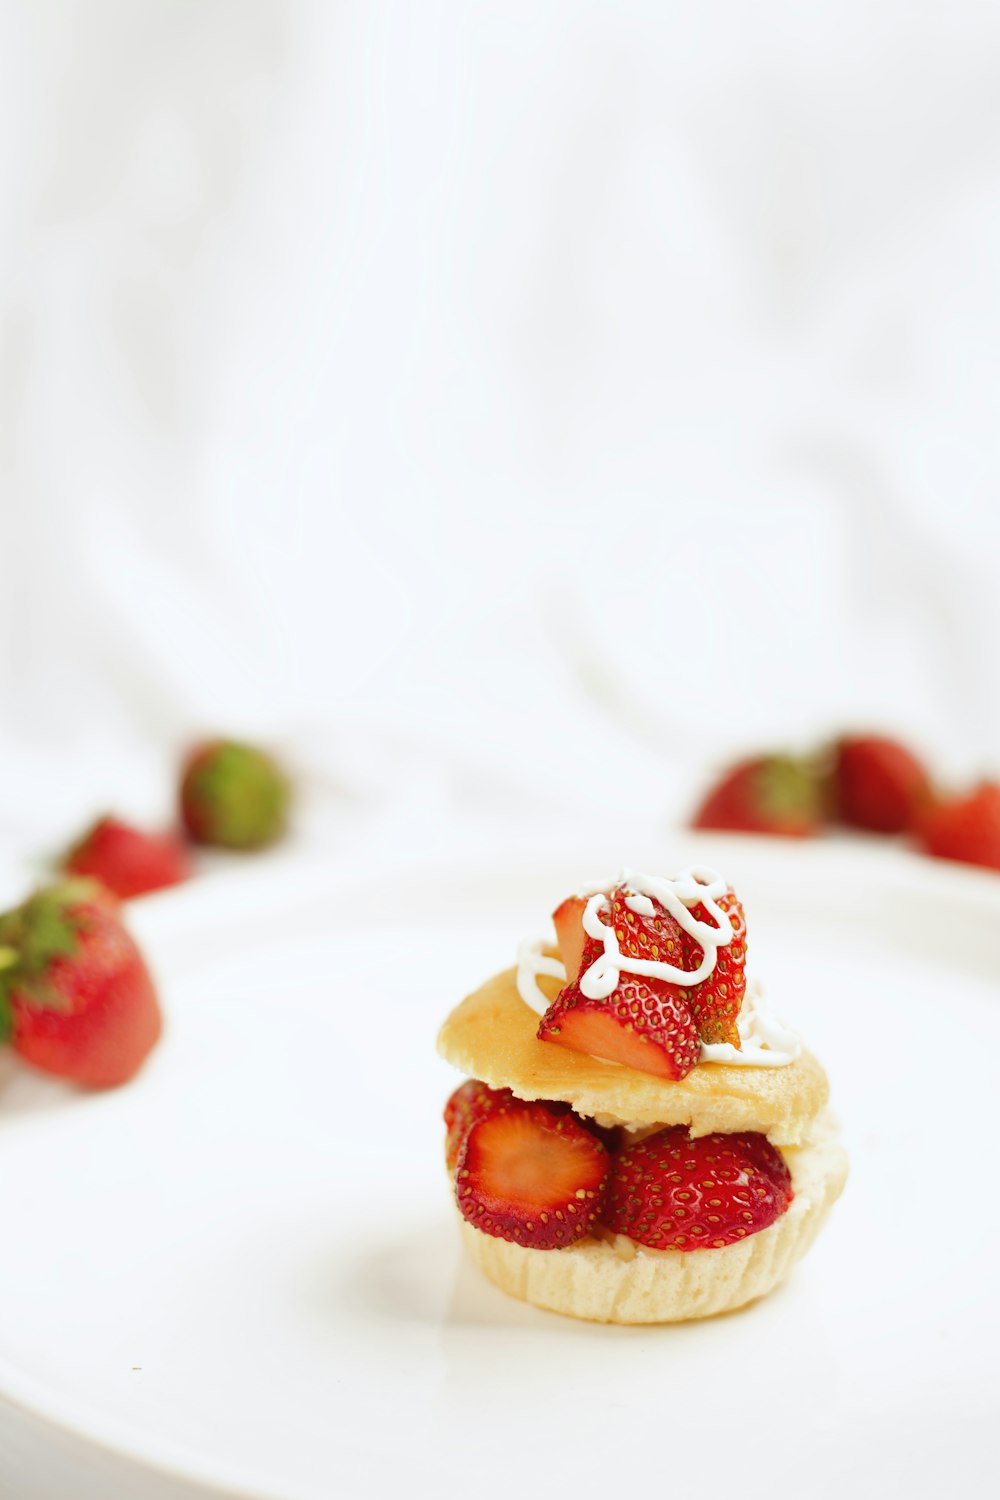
xmin=2 ymin=833 xmax=999 ymax=1498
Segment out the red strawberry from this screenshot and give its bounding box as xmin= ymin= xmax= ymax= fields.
xmin=552 ymin=895 xmax=589 ymax=981
xmin=915 ymin=782 xmax=1000 ymax=871
xmin=608 ymin=885 xmax=686 ymax=969
xmin=680 ymin=891 xmax=746 ymax=1047
xmin=62 ymin=816 xmax=191 ymax=900
xmin=834 ymin=735 xmax=931 ymax=834
xmin=601 ymin=1127 xmax=792 ymax=1250
xmin=0 ymin=882 xmax=162 ymax=1088
xmin=180 ymin=740 xmax=290 ymax=850
xmin=692 ymin=755 xmax=822 ymax=837
xmin=455 ymin=1099 xmax=609 ymax=1249
xmin=444 ymin=1080 xmax=516 ymax=1170
xmin=537 ymin=964 xmax=700 ymax=1081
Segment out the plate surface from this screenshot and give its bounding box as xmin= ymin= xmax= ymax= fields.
xmin=0 ymin=836 xmax=998 ymax=1500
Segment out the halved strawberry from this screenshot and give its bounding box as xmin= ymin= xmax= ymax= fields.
xmin=680 ymin=891 xmax=746 ymax=1047
xmin=455 ymin=1099 xmax=609 ymax=1249
xmin=552 ymin=895 xmax=593 ymax=982
xmin=443 ymin=1079 xmax=516 ymax=1170
xmin=537 ymin=971 xmax=700 ymax=1081
xmin=601 ymin=1126 xmax=792 ymax=1250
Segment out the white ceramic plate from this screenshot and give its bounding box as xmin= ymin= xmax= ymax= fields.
xmin=0 ymin=836 xmax=998 ymax=1500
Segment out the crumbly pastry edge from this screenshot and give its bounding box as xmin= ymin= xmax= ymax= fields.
xmin=455 ymin=1109 xmax=848 ymax=1324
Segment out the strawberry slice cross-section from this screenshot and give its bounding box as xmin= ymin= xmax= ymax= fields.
xmin=443 ymin=1079 xmax=517 ymax=1170
xmin=537 ymin=963 xmax=701 ymax=1080
xmin=455 ymin=1099 xmax=610 ymax=1249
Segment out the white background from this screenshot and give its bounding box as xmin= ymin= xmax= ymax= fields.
xmin=2 ymin=0 xmax=1000 ymax=858
xmin=2 ymin=10 xmax=1000 ymax=1494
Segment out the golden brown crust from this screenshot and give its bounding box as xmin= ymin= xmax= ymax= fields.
xmin=437 ymin=966 xmax=828 ymax=1145
xmin=457 ymin=1111 xmax=848 ymax=1323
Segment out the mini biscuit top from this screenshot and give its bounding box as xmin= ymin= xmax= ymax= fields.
xmin=437 ymin=966 xmax=828 ymax=1145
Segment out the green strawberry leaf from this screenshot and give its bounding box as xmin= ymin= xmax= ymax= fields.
xmin=0 ymin=882 xmax=92 ymax=1020
xmin=17 ymin=891 xmax=79 ymax=975
xmin=0 ymin=945 xmax=17 ymax=1044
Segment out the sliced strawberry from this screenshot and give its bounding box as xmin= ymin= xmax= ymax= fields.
xmin=62 ymin=816 xmax=191 ymax=900
xmin=692 ymin=755 xmax=822 ymax=837
xmin=608 ymin=885 xmax=686 ymax=968
xmin=538 ymin=970 xmax=700 ymax=1081
xmin=552 ymin=896 xmax=588 ymax=981
xmin=443 ymin=1080 xmax=516 ymax=1171
xmin=601 ymin=1127 xmax=792 ymax=1250
xmin=915 ymin=782 xmax=1000 ymax=870
xmin=455 ymin=1100 xmax=609 ymax=1249
xmin=680 ymin=891 xmax=746 ymax=1047
xmin=833 ymin=735 xmax=931 ymax=834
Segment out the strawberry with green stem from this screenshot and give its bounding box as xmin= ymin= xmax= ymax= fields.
xmin=0 ymin=882 xmax=162 ymax=1088
xmin=692 ymin=754 xmax=822 ymax=837
xmin=180 ymin=740 xmax=290 ymax=851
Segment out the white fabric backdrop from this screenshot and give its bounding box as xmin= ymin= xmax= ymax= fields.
xmin=3 ymin=0 xmax=1000 ymax=863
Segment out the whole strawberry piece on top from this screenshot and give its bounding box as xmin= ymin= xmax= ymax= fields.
xmin=180 ymin=740 xmax=290 ymax=850
xmin=0 ymin=882 xmax=162 ymax=1088
xmin=914 ymin=782 xmax=1000 ymax=871
xmin=601 ymin=1126 xmax=792 ymax=1250
xmin=833 ymin=735 xmax=931 ymax=834
xmin=692 ymin=755 xmax=822 ymax=838
xmin=680 ymin=890 xmax=746 ymax=1047
xmin=62 ymin=816 xmax=191 ymax=900
xmin=455 ymin=1099 xmax=609 ymax=1249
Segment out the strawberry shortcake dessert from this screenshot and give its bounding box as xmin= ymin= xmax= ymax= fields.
xmin=437 ymin=867 xmax=846 ymax=1322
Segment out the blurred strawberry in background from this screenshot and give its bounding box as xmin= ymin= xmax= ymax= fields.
xmin=691 ymin=754 xmax=823 ymax=838
xmin=180 ymin=740 xmax=291 ymax=851
xmin=914 ymin=783 xmax=1000 ymax=871
xmin=62 ymin=816 xmax=191 ymax=900
xmin=0 ymin=881 xmax=162 ymax=1088
xmin=690 ymin=729 xmax=1000 ymax=878
xmin=831 ymin=736 xmax=932 ymax=834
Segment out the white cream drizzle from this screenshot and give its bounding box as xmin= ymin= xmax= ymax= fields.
xmin=699 ymin=978 xmax=800 ymax=1066
xmin=515 ymin=867 xmax=800 ymax=1069
xmin=578 ymin=866 xmax=735 ymax=999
